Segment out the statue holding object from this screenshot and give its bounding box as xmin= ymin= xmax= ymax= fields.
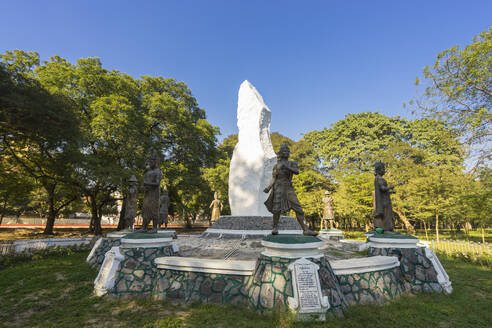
xmin=142 ymin=151 xmax=162 ymax=232
xmin=372 ymin=161 xmax=395 ymax=232
xmin=264 ymin=143 xmax=317 ymax=236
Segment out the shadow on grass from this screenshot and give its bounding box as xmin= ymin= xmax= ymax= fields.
xmin=0 ymin=252 xmax=490 ymax=328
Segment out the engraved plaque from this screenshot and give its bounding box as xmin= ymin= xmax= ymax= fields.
xmin=294 ymin=263 xmax=322 ymax=311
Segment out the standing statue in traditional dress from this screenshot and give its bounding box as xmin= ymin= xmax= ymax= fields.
xmin=372 ymin=161 xmax=395 ymax=231
xmin=264 ymin=143 xmax=317 ymax=236
xmin=123 ymin=175 xmax=138 ymax=230
xmin=159 ymin=187 xmax=169 ymax=229
xmin=209 ymin=192 xmax=223 ymax=223
xmin=321 ymin=191 xmax=335 ymax=230
xmin=142 ymin=151 xmax=162 ymax=231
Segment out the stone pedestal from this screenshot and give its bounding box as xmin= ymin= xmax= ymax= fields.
xmin=87 ymin=231 xmax=130 ymax=269
xmin=368 ymin=233 xmax=452 ymax=294
xmin=244 ymin=235 xmax=347 ymax=319
xmin=319 ymin=229 xmax=344 ymax=241
xmin=107 ymin=232 xmax=178 ymax=298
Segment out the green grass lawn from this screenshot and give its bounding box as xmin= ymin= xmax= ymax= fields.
xmin=0 ymin=251 xmax=491 ymax=328
xmin=343 ymin=229 xmax=492 ymax=243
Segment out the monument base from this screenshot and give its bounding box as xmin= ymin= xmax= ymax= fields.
xmin=319 ymin=229 xmax=344 ymax=241
xmin=202 ymin=215 xmax=302 ymax=238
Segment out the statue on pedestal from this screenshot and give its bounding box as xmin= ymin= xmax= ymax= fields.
xmin=123 ymin=175 xmax=138 ymax=230
xmin=372 ymin=161 xmax=395 ymax=231
xmin=264 ymin=143 xmax=317 ymax=236
xmin=321 ymin=191 xmax=335 ymax=230
xmin=159 ymin=187 xmax=169 ymax=229
xmin=142 ymin=151 xmax=162 ymax=232
xmin=209 ymin=192 xmax=223 ymax=223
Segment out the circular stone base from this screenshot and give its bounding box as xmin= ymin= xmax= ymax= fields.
xmin=121 ymin=232 xmax=173 ymax=248
xmin=106 ymin=231 xmax=131 ymax=240
xmin=261 ymin=234 xmax=324 ymax=258
xmin=368 ymin=233 xmax=419 ymax=248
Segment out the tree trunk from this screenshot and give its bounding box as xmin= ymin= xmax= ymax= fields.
xmin=89 ymin=196 xmax=98 ymax=233
xmin=481 ymin=224 xmax=485 ymax=244
xmin=435 ymin=211 xmax=440 ymax=242
xmin=117 ymin=197 xmax=127 ymax=230
xmin=43 ymin=186 xmax=56 ymax=235
xmin=0 ymin=196 xmax=8 ymax=226
xmin=423 ymin=220 xmax=429 ymax=240
xmin=393 ymin=208 xmax=415 ymax=235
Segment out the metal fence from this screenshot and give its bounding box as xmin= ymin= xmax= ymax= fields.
xmin=430 ymin=239 xmax=491 ymax=257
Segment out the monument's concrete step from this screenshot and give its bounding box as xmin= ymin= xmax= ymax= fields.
xmin=202 ymin=215 xmax=302 ymax=238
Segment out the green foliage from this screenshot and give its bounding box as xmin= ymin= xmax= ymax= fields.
xmin=411 ymin=27 xmax=492 ymax=167
xmin=1 ymin=49 xmax=220 ymax=233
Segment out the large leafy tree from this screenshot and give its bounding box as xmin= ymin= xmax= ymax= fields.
xmin=35 ymin=57 xmax=218 ymax=234
xmin=410 ymin=27 xmax=491 ymax=168
xmin=0 ymin=51 xmax=81 ymax=234
xmin=304 ymin=113 xmax=467 ymax=234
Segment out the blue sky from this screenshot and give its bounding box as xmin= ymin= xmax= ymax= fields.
xmin=1 ymin=0 xmax=491 ymax=141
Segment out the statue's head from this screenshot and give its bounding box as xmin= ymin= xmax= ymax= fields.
xmin=214 ymin=191 xmax=218 ymax=200
xmin=128 ymin=175 xmax=137 ymax=185
xmin=148 ymin=151 xmax=160 ymax=169
xmin=375 ymin=161 xmax=386 ymax=176
xmin=325 ymin=190 xmax=330 ymax=195
xmin=161 ymin=186 xmax=168 ymax=195
xmin=278 ymin=143 xmax=290 ymax=159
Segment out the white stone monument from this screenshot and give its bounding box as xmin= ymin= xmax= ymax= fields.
xmin=228 ymin=80 xmax=277 ymax=216
xmin=287 ymin=258 xmax=330 ymax=320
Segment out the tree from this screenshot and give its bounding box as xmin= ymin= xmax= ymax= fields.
xmin=0 ymin=51 xmax=81 ymax=234
xmin=410 ymin=27 xmax=491 ymax=168
xmin=304 ymin=112 xmax=409 ymax=173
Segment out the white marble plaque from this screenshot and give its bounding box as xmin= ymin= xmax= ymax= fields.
xmin=295 ymin=264 xmax=322 ymax=311
xmin=94 ymin=246 xmax=124 ymax=296
xmin=287 ymin=258 xmax=330 ymax=315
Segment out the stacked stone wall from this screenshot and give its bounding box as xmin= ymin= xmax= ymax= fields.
xmin=244 ymin=255 xmax=347 ymax=317
xmin=153 ymin=270 xmax=249 ymax=305
xmin=368 ymin=247 xmax=444 ymax=293
xmin=110 ymin=245 xmax=175 ymax=298
xmin=336 ymin=267 xmax=405 ymax=305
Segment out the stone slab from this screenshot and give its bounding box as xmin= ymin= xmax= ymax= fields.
xmin=330 ymin=256 xmax=400 ymax=275
xmin=94 ymin=246 xmax=125 ymax=296
xmin=287 ymin=258 xmax=330 ymax=319
xmin=155 ymin=256 xmax=256 ymax=275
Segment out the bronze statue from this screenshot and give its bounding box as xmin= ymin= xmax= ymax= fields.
xmin=372 ymin=161 xmax=395 ymax=231
xmin=264 ymin=143 xmax=316 ymax=236
xmin=123 ymin=175 xmax=138 ymax=230
xmin=159 ymin=187 xmax=169 ymax=229
xmin=321 ymin=191 xmax=335 ymax=230
xmin=209 ymin=191 xmax=223 ymax=222
xmin=142 ymin=151 xmax=162 ymax=231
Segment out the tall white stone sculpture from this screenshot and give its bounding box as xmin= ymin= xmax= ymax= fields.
xmin=229 ymin=80 xmax=277 ymax=216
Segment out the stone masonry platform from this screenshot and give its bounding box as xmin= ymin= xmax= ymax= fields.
xmin=202 ymin=215 xmax=302 ymax=238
